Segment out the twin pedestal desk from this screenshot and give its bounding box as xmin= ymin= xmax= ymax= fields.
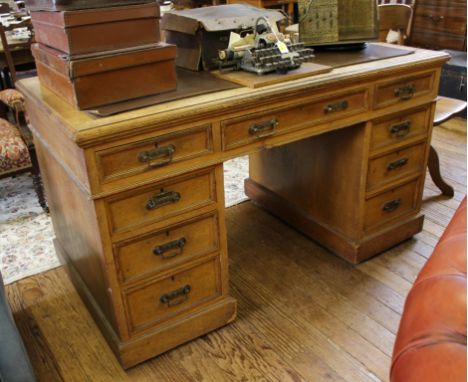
xmin=19 ymin=45 xmax=449 ymax=368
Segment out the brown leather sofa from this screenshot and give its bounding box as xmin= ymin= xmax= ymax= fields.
xmin=390 ymin=197 xmax=467 ymax=382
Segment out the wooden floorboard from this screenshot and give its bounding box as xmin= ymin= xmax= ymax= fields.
xmin=5 ymin=119 xmax=466 ymax=382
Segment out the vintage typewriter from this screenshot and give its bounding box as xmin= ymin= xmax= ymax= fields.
xmin=216 ymin=16 xmax=314 ymax=75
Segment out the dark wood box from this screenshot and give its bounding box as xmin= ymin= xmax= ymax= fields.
xmin=31 ymin=3 xmax=160 ymax=55
xmin=32 ymin=42 xmax=177 ymax=109
xmin=25 ymin=0 xmax=155 ymax=11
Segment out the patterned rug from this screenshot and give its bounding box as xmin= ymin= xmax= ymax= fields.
xmin=0 ymin=157 xmax=249 ymax=285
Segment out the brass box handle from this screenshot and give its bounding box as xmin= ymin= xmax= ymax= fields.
xmin=324 ymin=100 xmax=348 ymax=114
xmin=383 ymin=198 xmax=401 ymax=212
xmin=390 ymin=121 xmax=411 ymax=137
xmin=138 ymin=144 xmax=176 ymax=169
xmin=394 ymin=84 xmax=416 ymax=100
xmin=153 ymin=237 xmax=186 ymax=259
xmin=387 ymin=158 xmax=408 ymax=171
xmin=160 ymin=284 xmax=191 ymax=307
xmin=146 ymin=190 xmax=180 ymax=210
xmin=249 ymin=118 xmax=278 ymax=139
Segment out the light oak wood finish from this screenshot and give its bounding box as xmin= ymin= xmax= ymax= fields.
xmin=17 ymin=44 xmax=450 ymax=367
xmin=5 ymin=119 xmax=467 ymax=381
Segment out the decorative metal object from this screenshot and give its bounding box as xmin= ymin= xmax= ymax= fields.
xmin=216 ymin=16 xmax=314 ymax=75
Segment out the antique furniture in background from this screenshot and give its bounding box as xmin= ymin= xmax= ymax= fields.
xmin=0 ymin=89 xmax=47 ymax=211
xmin=409 ymin=0 xmax=467 ymax=51
xmin=18 ymin=45 xmax=449 ymax=368
xmin=390 ymin=197 xmax=467 ymax=382
xmin=226 ymin=0 xmax=296 ymax=25
xmin=378 ymin=4 xmax=412 ymax=44
xmin=428 ymin=96 xmax=466 ymax=197
xmin=0 ymin=16 xmax=35 ymax=88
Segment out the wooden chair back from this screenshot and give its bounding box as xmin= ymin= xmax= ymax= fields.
xmin=0 ymin=17 xmax=33 ymax=87
xmin=378 ymin=4 xmax=412 ymax=45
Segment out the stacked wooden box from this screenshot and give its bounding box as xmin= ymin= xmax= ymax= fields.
xmin=26 ymin=0 xmax=177 ymax=109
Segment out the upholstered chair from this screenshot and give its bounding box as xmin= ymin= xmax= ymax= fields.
xmin=0 ymin=88 xmax=47 ymax=212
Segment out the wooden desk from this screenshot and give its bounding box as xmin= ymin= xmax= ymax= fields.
xmin=18 ymin=44 xmax=448 ymax=369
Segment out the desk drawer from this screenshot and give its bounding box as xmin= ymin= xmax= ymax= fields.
xmin=95 ymin=125 xmax=213 ymax=185
xmin=125 ymin=256 xmax=221 ymax=333
xmin=413 ymin=5 xmax=466 ymax=36
xmin=367 ymin=143 xmax=426 ymax=191
xmin=364 ymin=179 xmax=419 ymax=231
xmin=221 ymin=89 xmax=368 ymax=150
xmin=374 ymin=71 xmax=435 ymax=109
xmin=106 ymin=168 xmax=217 ymax=235
xmin=370 ymin=108 xmax=430 ymax=151
xmin=114 ymin=213 xmax=220 ymax=284
xmin=410 ymin=30 xmax=466 ymax=51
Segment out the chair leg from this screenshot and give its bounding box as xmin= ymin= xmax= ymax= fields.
xmin=428 ymin=145 xmax=455 ymax=197
xmin=29 ymin=148 xmax=49 ymax=213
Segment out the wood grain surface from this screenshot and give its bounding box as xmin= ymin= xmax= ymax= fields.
xmin=6 ymin=119 xmax=466 ymax=381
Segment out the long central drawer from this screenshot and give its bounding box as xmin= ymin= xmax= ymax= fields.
xmin=221 ymin=88 xmax=368 ymax=151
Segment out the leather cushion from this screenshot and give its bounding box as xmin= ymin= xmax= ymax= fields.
xmin=390 ymin=197 xmax=467 ymax=382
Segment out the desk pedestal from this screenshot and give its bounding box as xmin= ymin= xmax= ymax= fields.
xmin=246 ymin=123 xmax=426 ymax=264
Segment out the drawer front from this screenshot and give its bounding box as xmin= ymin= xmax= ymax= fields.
xmin=114 ymin=213 xmax=220 ymax=284
xmin=95 ymin=124 xmax=213 ymax=184
xmin=125 ymin=256 xmax=221 ymax=333
xmin=375 ymin=72 xmax=435 ymax=109
xmin=413 ymin=6 xmax=466 ymax=35
xmin=367 ymin=143 xmax=426 ymax=191
xmin=364 ymin=180 xmax=419 ymax=231
xmin=410 ymin=31 xmax=466 ymax=51
xmin=370 ymin=108 xmax=430 ymax=151
xmin=106 ymin=168 xmax=217 ymax=235
xmin=221 ymin=89 xmax=368 ymax=150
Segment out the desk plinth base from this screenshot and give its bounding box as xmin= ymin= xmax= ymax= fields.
xmin=54 ymin=239 xmax=237 ymax=369
xmin=245 ymin=179 xmax=424 ymax=264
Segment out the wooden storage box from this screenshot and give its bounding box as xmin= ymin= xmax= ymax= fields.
xmin=25 ymin=0 xmax=155 ymax=12
xmin=161 ymin=4 xmax=284 ymax=71
xmin=31 ymin=3 xmax=160 ymax=55
xmin=32 ymin=42 xmax=177 ymax=109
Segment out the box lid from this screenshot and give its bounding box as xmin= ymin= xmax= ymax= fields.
xmin=32 ymin=42 xmax=176 ymax=78
xmin=25 ymin=0 xmax=156 ymax=11
xmin=161 ymin=4 xmax=285 ymax=35
xmin=30 ymin=2 xmax=160 ymax=28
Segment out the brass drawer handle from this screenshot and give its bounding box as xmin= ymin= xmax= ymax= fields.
xmin=426 ymin=14 xmax=445 ymax=23
xmin=383 ymin=198 xmax=401 ymax=212
xmin=249 ymin=119 xmax=278 ymax=139
xmin=160 ymin=284 xmax=191 ymax=307
xmin=138 ymin=144 xmax=176 ymax=169
xmin=387 ymin=158 xmax=408 ymax=171
xmin=146 ymin=190 xmax=181 ymax=210
xmin=394 ymin=84 xmax=416 ymax=100
xmin=324 ymin=100 xmax=348 ymax=114
xmin=390 ymin=121 xmax=411 ymax=137
xmin=153 ymin=237 xmax=186 ymax=259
